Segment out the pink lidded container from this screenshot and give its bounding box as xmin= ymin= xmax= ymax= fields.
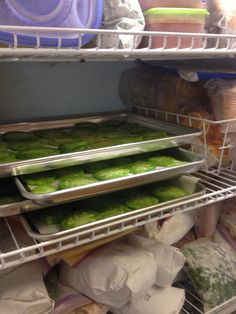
xmin=143 ymin=8 xmax=208 ymax=49
xmin=139 ymin=0 xmax=203 ymax=11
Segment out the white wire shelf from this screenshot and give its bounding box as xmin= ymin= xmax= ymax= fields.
xmin=0 ymin=26 xmax=236 ymax=61
xmin=1 ymin=169 xmax=236 ymax=313
xmin=176 ymin=280 xmax=236 ymax=314
xmin=1 ymin=168 xmax=236 ymax=271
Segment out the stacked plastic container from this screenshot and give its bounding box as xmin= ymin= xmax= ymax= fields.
xmin=139 ymin=0 xmax=208 ymax=48
xmin=0 ymin=0 xmax=103 ymax=47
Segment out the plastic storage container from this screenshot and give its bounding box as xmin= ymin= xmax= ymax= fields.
xmin=0 ymin=0 xmax=103 ymax=47
xmin=139 ymin=0 xmax=203 ymax=11
xmin=144 ymin=8 xmax=208 ymax=49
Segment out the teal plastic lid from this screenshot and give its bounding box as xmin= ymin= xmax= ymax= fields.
xmin=144 ymin=8 xmax=208 ymax=17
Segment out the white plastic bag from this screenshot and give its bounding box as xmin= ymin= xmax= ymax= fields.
xmin=144 ymin=212 xmax=195 ymax=245
xmin=125 ymin=233 xmax=186 ymax=287
xmin=0 ymin=261 xmax=54 ymax=314
xmin=112 ymin=285 xmax=185 ymax=314
xmin=59 ymin=241 xmax=156 ymax=308
xmin=100 ymin=0 xmax=145 ymax=48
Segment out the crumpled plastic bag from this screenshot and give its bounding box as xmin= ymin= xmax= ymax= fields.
xmin=124 ymin=233 xmax=186 ymax=287
xmin=182 ymin=238 xmax=236 ymax=311
xmin=99 ymin=0 xmax=145 ymax=48
xmin=0 ymin=261 xmax=54 ymax=314
xmin=59 ymin=241 xmax=156 ymax=308
xmin=112 ymin=285 xmax=185 ymax=314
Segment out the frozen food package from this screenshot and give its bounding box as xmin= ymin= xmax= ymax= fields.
xmin=194 ymin=202 xmax=222 ymax=238
xmin=205 ymin=79 xmax=236 ymax=128
xmin=182 ymin=238 xmax=236 ymax=310
xmin=213 ymin=224 xmax=236 ymax=251
xmin=0 ymin=261 xmax=54 ymax=314
xmin=99 ymin=0 xmax=145 ymax=49
xmin=205 ymin=0 xmax=228 ymax=48
xmin=144 ymin=212 xmax=195 ymax=245
xmin=59 ymin=241 xmax=156 ymax=308
xmin=119 ymin=67 xmax=159 ymax=108
xmin=46 ymin=267 xmax=109 ymax=314
xmin=220 ymin=197 xmax=236 ymax=237
xmin=125 ymin=233 xmax=186 ymax=287
xmin=112 ymin=285 xmax=185 ymax=314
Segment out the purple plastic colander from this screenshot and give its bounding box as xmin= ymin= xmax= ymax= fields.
xmin=0 ymin=0 xmax=103 ymax=47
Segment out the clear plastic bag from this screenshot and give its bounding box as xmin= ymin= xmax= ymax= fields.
xmin=99 ymin=0 xmax=145 ymax=49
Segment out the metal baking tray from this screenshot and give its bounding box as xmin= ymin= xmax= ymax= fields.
xmin=0 ymin=112 xmax=201 ymax=178
xmin=20 ymin=175 xmax=206 ymax=241
xmin=15 ymin=148 xmax=205 ymax=206
xmin=0 ymin=178 xmax=42 ymax=217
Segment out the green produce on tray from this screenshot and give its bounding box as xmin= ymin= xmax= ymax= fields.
xmin=8 ymin=139 xmax=55 ymax=151
xmin=3 ymin=131 xmax=38 ymax=142
xmin=129 ymin=160 xmax=156 ymax=174
xmin=32 ymin=185 xmax=58 ymax=194
xmin=90 ymin=139 xmax=123 ymax=148
xmin=59 ymin=175 xmax=97 ymax=190
xmin=61 ymin=209 xmax=97 ymax=229
xmin=142 ymin=130 xmax=168 ymax=140
xmin=151 ymin=185 xmax=189 ymax=202
xmin=16 ymin=148 xmax=60 ymax=160
xmin=0 ymin=141 xmax=9 ymax=150
xmin=103 ymin=131 xmax=131 ymax=140
xmin=97 ymin=120 xmax=124 ymax=128
xmin=0 ymin=151 xmax=17 ymax=163
xmin=55 ymin=166 xmax=84 ymax=178
xmin=93 ymin=166 xmax=130 ymax=181
xmin=37 ymin=207 xmax=71 ymax=225
xmin=125 ymin=193 xmax=159 ymax=210
xmin=119 ymin=135 xmax=144 ymax=144
xmin=147 ymin=156 xmax=183 ymax=167
xmin=38 ymin=129 xmax=62 ymax=140
xmin=109 ymin=157 xmax=133 ymax=167
xmin=59 ymin=141 xmax=91 ymax=153
xmin=98 ymin=202 xmax=132 ymax=219
xmin=83 ymin=161 xmax=107 ymax=174
xmin=22 ymin=173 xmax=56 ymax=186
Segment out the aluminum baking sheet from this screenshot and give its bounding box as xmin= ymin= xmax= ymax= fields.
xmin=20 ymin=175 xmax=206 ymax=241
xmin=0 ymin=178 xmax=42 ymax=217
xmin=15 ymin=148 xmax=205 ymax=206
xmin=0 ymin=112 xmax=201 ymax=178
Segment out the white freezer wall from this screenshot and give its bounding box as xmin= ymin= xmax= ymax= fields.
xmin=0 ymin=61 xmax=134 ymax=123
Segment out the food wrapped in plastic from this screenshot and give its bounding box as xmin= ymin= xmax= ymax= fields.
xmin=205 ymin=79 xmax=236 ymax=131
xmin=59 ymin=241 xmax=156 ymax=308
xmin=125 ymin=233 xmax=186 ymax=287
xmin=182 ymin=238 xmax=236 ymax=310
xmin=112 ymin=285 xmax=185 ymax=314
xmin=220 ymin=197 xmax=236 ymax=238
xmin=144 ymin=212 xmax=195 ymax=245
xmin=0 ymin=261 xmax=54 ymax=314
xmin=194 ymin=202 xmax=222 ymax=238
xmin=99 ymin=0 xmax=145 ymax=49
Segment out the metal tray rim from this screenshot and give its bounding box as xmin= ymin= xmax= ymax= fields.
xmin=20 ymin=177 xmax=206 ymax=241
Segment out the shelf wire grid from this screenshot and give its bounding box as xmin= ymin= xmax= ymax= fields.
xmin=0 ymin=170 xmax=236 ymax=313
xmin=131 ymin=105 xmax=236 ymax=174
xmin=0 ymin=26 xmax=236 ymax=60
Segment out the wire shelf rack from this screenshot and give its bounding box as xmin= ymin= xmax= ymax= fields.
xmin=0 ymin=26 xmax=236 ymax=61
xmin=131 ymin=105 xmax=236 ymax=174
xmin=0 ymin=169 xmax=236 ymax=312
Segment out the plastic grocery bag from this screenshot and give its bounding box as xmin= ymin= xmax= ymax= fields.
xmin=112 ymin=285 xmax=185 ymax=314
xmin=204 ymin=79 xmax=236 ymax=130
xmin=99 ymin=0 xmax=145 ymax=48
xmin=144 ymin=212 xmax=195 ymax=245
xmin=46 ymin=267 xmax=109 ymax=314
xmin=125 ymin=233 xmax=186 ymax=287
xmin=0 ymin=261 xmax=54 ymax=314
xmin=182 ymin=238 xmax=236 ymax=310
xmin=59 ymin=241 xmax=156 ymax=308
